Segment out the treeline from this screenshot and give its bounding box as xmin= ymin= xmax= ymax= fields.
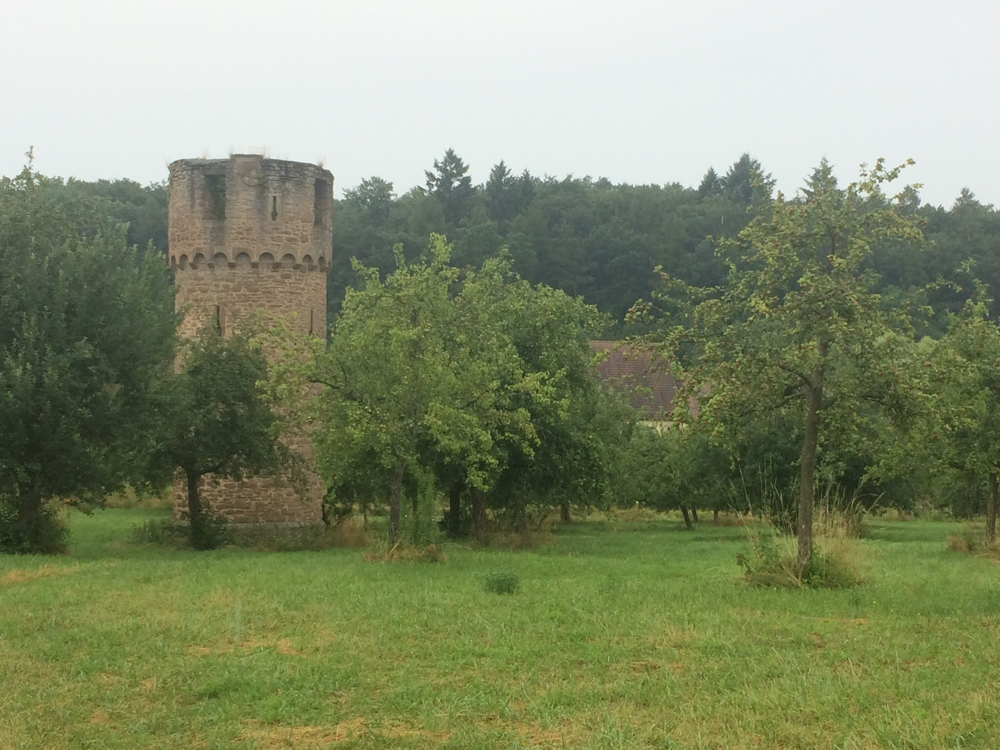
xmin=7 ymin=154 xmax=1000 ymax=566
xmin=56 ymin=150 xmax=1000 ymax=333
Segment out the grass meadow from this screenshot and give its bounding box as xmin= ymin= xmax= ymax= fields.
xmin=1 ymin=510 xmax=999 ymax=749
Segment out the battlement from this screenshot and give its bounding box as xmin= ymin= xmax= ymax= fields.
xmin=168 ymin=155 xmax=333 ymax=272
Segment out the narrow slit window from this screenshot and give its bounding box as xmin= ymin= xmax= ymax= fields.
xmin=309 ymin=309 xmax=314 ymax=335
xmin=271 ymin=195 xmax=278 ymax=221
xmin=314 ymin=179 xmax=328 ymax=225
xmin=205 ymin=175 xmax=226 ymax=219
xmin=215 ymin=305 xmax=222 ymax=334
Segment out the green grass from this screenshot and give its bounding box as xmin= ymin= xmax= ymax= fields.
xmin=2 ymin=511 xmax=999 ymax=749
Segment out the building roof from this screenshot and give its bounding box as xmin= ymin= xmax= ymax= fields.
xmin=589 ymin=340 xmax=679 ymax=420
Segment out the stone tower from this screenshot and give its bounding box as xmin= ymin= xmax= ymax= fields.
xmin=167 ymin=154 xmax=333 ymax=526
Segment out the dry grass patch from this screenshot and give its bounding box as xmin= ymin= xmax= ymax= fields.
xmin=712 ymin=512 xmax=746 ymax=527
xmin=187 ymin=636 xmax=314 ymax=658
xmin=0 ymin=564 xmax=79 ymax=586
xmin=240 ymin=718 xmax=367 ymax=748
xmin=328 ymin=516 xmax=371 ymax=548
xmin=609 ymin=505 xmax=665 ymax=523
xmin=363 ymin=541 xmax=447 ymax=563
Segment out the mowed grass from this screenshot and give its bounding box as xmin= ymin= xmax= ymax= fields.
xmin=1 ymin=511 xmax=1000 ymax=749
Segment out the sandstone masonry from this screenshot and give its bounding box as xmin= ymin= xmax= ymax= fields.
xmin=168 ymin=154 xmax=333 ymax=526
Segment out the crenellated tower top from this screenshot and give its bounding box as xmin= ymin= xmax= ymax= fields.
xmin=168 ymin=154 xmax=333 ymax=272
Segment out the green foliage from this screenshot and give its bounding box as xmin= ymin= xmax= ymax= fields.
xmin=483 ymin=570 xmax=520 ymax=595
xmin=652 ymin=158 xmax=925 ymax=566
xmin=158 ymin=327 xmax=294 ymax=550
xmin=309 ymin=234 xmax=627 ymax=541
xmin=0 ymin=499 xmax=68 ymax=554
xmin=0 ymin=162 xmax=176 ymax=553
xmin=331 ymin=152 xmax=763 ymax=326
xmin=424 ymin=148 xmax=475 ymax=225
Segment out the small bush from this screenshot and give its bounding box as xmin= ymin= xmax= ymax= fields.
xmin=190 ymin=513 xmax=231 ymax=551
xmin=129 ymin=518 xmax=186 ymax=546
xmin=483 ymin=571 xmax=520 ymax=595
xmin=129 ymin=513 xmax=230 ymax=550
xmin=0 ymin=500 xmax=69 ymax=555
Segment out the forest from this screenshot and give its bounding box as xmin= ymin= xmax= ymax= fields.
xmin=54 ymin=149 xmax=1000 ymax=336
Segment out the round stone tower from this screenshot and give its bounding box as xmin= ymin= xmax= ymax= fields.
xmin=167 ymin=154 xmax=333 ymax=526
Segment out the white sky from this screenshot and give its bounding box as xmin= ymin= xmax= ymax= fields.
xmin=2 ymin=0 xmax=997 ymax=208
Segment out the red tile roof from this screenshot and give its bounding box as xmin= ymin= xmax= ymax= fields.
xmin=589 ymin=340 xmax=678 ymax=420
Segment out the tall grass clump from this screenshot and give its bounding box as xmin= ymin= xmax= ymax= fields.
xmin=483 ymin=571 xmax=520 ymax=595
xmin=737 ymin=492 xmax=866 ymax=589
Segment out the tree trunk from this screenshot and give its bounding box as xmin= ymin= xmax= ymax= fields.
xmin=389 ymin=457 xmax=404 ymax=542
xmin=713 ymin=509 xmax=720 ymax=523
xmin=471 ymin=488 xmax=485 ymax=538
xmin=691 ymin=508 xmax=699 ymax=524
xmin=987 ymin=471 xmax=998 ymax=545
xmin=448 ymin=482 xmax=462 ymax=537
xmin=798 ymin=363 xmax=825 ymax=570
xmin=680 ymin=504 xmax=693 ymax=531
xmin=16 ymin=488 xmax=39 ymax=534
xmin=186 ymin=471 xmax=205 ymax=549
xmin=560 ymin=500 xmax=571 ymax=524
xmin=14 ymin=487 xmax=42 ymax=551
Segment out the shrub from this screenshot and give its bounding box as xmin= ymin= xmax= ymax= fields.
xmin=190 ymin=512 xmax=231 ymax=551
xmin=0 ymin=499 xmax=69 ymax=554
xmin=483 ymin=571 xmax=520 ymax=595
xmin=129 ymin=513 xmax=230 ymax=550
xmin=128 ymin=518 xmax=186 ymax=546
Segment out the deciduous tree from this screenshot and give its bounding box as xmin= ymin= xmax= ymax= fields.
xmin=0 ymin=163 xmax=175 ymax=552
xmin=655 ymin=159 xmax=924 ymax=568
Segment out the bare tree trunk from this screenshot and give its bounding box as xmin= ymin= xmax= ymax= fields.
xmin=186 ymin=471 xmax=205 ymax=548
xmin=15 ymin=487 xmax=40 ymax=547
xmin=680 ymin=504 xmax=693 ymax=531
xmin=798 ymin=363 xmax=825 ymax=570
xmin=560 ymin=500 xmax=571 ymax=524
xmin=389 ymin=457 xmax=404 ymax=542
xmin=713 ymin=509 xmax=720 ymax=523
xmin=987 ymin=471 xmax=998 ymax=545
xmin=691 ymin=508 xmax=699 ymax=524
xmin=471 ymin=488 xmax=485 ymax=538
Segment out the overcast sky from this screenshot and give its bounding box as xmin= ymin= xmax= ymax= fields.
xmin=2 ymin=1 xmax=996 ymax=207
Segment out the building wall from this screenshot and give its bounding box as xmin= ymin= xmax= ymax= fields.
xmin=168 ymin=155 xmax=332 ymax=526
